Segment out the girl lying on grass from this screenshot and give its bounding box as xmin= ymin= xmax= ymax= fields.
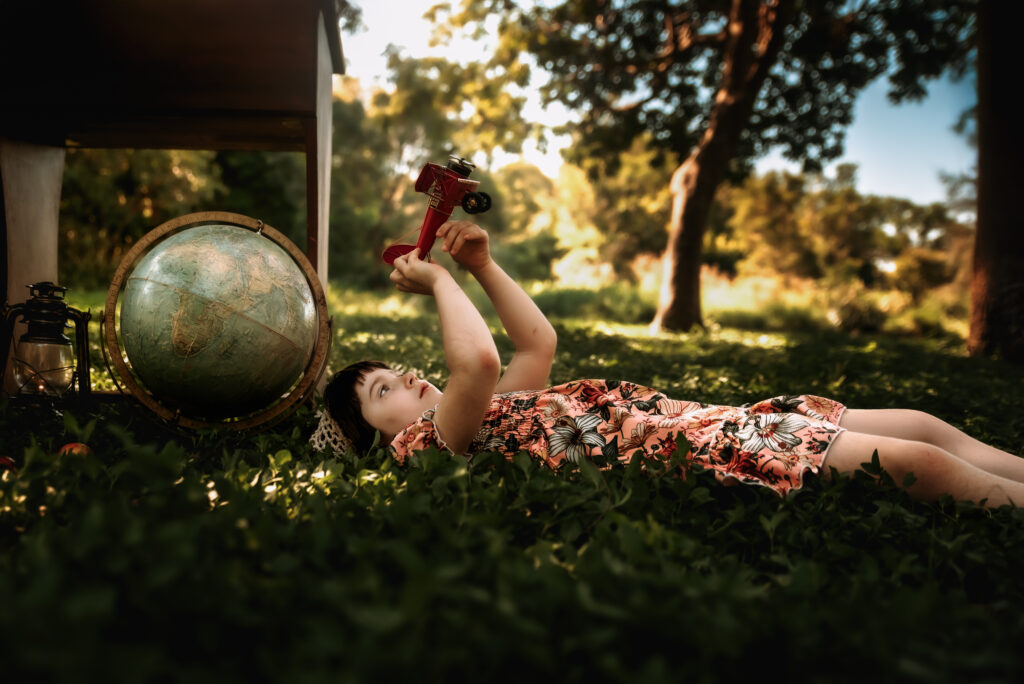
xmin=311 ymin=221 xmax=1024 ymax=509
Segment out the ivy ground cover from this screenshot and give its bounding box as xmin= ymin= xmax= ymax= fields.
xmin=2 ymin=298 xmax=1023 ymax=683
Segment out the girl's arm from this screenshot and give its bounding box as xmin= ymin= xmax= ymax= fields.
xmin=437 ymin=221 xmax=557 ymax=393
xmin=390 ymin=249 xmax=501 ymax=453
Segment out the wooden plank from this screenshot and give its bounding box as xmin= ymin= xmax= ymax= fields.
xmin=0 ymin=0 xmax=345 ymax=148
xmin=305 ymin=14 xmax=335 ymax=281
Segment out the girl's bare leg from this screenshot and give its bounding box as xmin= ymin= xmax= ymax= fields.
xmin=823 ymin=431 xmax=1024 ymax=508
xmin=840 ymin=409 xmax=1024 ymax=484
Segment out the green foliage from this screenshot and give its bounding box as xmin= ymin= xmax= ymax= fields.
xmin=437 ymin=0 xmax=978 ymax=332
xmin=715 ymin=166 xmax=968 ymax=290
xmin=323 ymin=61 xmax=541 ymax=288
xmin=491 ymin=232 xmax=567 ymax=283
xmin=55 ymin=52 xmax=550 ymax=293
xmin=374 ymin=46 xmax=533 ymax=162
xmin=59 ymin=149 xmax=224 ymax=289
xmin=3 ymin=294 xmax=1023 ymax=682
xmin=492 ymin=161 xmax=554 ymax=235
xmin=708 ymin=304 xmax=826 ymax=334
xmin=529 ymin=285 xmax=657 ymax=324
xmin=577 ymin=135 xmax=678 ymax=278
xmin=442 ymin=0 xmax=976 ymax=173
xmin=211 ymin=150 xmax=307 ymax=247
xmin=326 ymin=88 xmax=410 ymax=289
xmin=697 ymin=166 xmax=974 ymax=336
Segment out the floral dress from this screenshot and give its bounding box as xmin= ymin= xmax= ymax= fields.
xmin=389 ymin=379 xmax=846 ymax=496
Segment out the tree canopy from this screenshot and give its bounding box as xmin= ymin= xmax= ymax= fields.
xmin=440 ymin=0 xmax=974 ymax=172
xmin=53 ymin=1 xmax=983 ymax=346
xmin=435 ymin=0 xmax=976 ymax=330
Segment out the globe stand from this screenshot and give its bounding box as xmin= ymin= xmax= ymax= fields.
xmin=103 ymin=211 xmax=332 ymax=431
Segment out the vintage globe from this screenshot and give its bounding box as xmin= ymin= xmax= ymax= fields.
xmin=119 ymin=223 xmax=318 ymax=418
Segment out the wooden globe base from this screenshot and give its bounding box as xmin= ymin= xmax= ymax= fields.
xmin=104 ymin=211 xmax=332 ymax=431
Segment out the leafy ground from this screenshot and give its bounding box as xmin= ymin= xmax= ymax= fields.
xmin=2 ymin=286 xmax=1023 ymax=683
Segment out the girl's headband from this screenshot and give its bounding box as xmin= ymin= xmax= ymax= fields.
xmin=309 ymin=409 xmax=353 ymax=456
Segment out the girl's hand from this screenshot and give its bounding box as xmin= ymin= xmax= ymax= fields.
xmin=437 ymin=220 xmax=492 ymax=274
xmin=390 ymin=249 xmax=450 ymax=295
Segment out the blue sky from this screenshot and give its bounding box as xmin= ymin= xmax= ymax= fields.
xmin=757 ymin=75 xmax=975 ymax=205
xmin=344 ymin=3 xmax=976 ymax=206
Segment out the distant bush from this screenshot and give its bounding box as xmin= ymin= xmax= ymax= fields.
xmin=827 ymin=294 xmax=888 ymax=334
xmin=491 ymin=233 xmax=567 ymax=283
xmin=531 ymin=285 xmax=657 ymax=324
xmin=709 ymin=303 xmax=826 ymax=333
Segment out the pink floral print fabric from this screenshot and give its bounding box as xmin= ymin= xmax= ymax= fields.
xmin=389 ymin=379 xmax=846 ymax=495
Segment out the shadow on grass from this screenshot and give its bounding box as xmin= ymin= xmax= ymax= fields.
xmin=3 ymin=296 xmax=1024 ymax=682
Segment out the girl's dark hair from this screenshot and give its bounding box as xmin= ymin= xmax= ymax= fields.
xmin=324 ymin=360 xmax=391 ymax=454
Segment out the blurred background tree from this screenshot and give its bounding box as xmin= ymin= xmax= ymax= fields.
xmin=439 ymin=0 xmax=977 ymax=332
xmin=210 ymin=150 xmax=306 ymax=248
xmin=59 ymin=149 xmax=223 ymax=289
xmin=580 ymin=136 xmax=677 ymax=281
xmin=969 ymin=0 xmax=1020 ymax=361
xmin=55 ymin=0 xmax=991 ymax=349
xmin=325 ymin=48 xmax=526 ymax=287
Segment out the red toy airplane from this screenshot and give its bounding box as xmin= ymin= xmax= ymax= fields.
xmin=382 ymin=155 xmax=492 ymax=265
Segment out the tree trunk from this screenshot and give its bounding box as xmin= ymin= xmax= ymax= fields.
xmin=652 ymin=0 xmax=793 ymax=332
xmin=652 ymin=148 xmax=730 ymax=331
xmin=968 ymin=0 xmax=1024 ymax=361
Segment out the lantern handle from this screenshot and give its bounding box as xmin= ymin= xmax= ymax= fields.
xmin=1 ymin=301 xmax=27 ymax=395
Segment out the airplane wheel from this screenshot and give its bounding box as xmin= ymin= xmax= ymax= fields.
xmin=462 ymin=192 xmax=490 ymax=214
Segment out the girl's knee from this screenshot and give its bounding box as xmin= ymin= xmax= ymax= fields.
xmin=825 ymin=431 xmax=954 ymax=482
xmin=884 ymin=440 xmax=954 ymax=485
xmin=905 ymin=408 xmax=946 ymax=431
xmin=825 ymin=431 xmax=1012 ymax=504
xmin=887 ymin=409 xmax=950 ymax=445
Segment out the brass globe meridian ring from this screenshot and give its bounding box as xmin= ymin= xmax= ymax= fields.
xmin=104 ymin=211 xmax=332 ymax=431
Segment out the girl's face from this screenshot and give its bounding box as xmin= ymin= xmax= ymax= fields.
xmin=356 ymin=367 xmax=443 ymax=442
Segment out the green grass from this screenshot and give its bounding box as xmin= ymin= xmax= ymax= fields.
xmin=2 ymin=286 xmax=1023 ymax=683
